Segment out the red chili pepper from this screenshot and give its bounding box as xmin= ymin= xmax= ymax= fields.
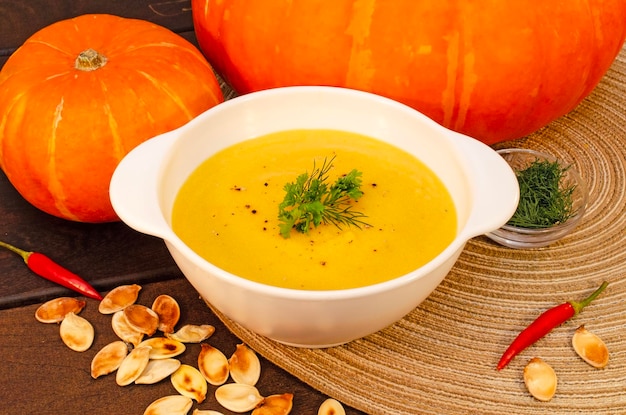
xmin=0 ymin=240 xmax=103 ymax=301
xmin=496 ymin=281 xmax=608 ymax=370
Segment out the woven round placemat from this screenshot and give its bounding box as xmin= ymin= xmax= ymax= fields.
xmin=208 ymin=44 xmax=626 ymax=414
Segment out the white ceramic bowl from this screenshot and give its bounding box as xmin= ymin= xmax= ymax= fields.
xmin=110 ymin=86 xmax=519 ymax=347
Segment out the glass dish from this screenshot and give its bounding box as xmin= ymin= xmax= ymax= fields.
xmin=485 ymin=148 xmax=588 ymax=249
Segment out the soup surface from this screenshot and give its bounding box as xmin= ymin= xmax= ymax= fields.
xmin=172 ymin=129 xmax=456 ymax=290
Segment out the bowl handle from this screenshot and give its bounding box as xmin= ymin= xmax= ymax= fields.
xmin=109 ymin=132 xmax=177 ymax=239
xmin=453 ymin=134 xmax=520 ymax=238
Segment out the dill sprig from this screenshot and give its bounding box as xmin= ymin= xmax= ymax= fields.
xmin=507 ymin=159 xmax=576 ymax=228
xmin=278 ymin=156 xmax=369 ymax=238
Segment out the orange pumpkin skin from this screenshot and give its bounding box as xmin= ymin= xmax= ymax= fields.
xmin=192 ymin=0 xmax=626 ymax=144
xmin=0 ymin=14 xmax=224 ymax=222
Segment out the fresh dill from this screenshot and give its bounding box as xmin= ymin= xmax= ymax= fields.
xmin=278 ymin=156 xmax=369 ymax=238
xmin=507 ymin=159 xmax=576 ymax=228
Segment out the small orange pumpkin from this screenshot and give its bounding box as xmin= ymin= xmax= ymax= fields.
xmin=192 ymin=0 xmax=626 ymax=144
xmin=0 ymin=14 xmax=224 ymax=222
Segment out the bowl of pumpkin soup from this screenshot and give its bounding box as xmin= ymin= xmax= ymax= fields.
xmin=110 ymin=86 xmax=519 ymax=347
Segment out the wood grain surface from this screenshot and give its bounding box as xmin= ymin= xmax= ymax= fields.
xmin=1 ymin=278 xmax=364 ymax=415
xmin=0 ymin=167 xmax=183 ymax=309
xmin=0 ymin=2 xmax=366 ymax=414
xmin=0 ymin=0 xmax=200 ymax=308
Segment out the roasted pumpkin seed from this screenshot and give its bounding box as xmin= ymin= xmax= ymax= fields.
xmin=137 ymin=337 xmax=186 ymax=359
xmin=171 ymin=364 xmax=208 ymax=403
xmin=193 ymin=410 xmax=224 ymax=415
xmin=135 ymin=358 xmax=182 ymax=385
xmin=59 ymin=311 xmax=94 ymax=352
xmin=123 ymin=304 xmax=160 ymax=336
xmin=111 ymin=310 xmax=144 ymax=347
xmin=35 ymin=297 xmax=86 ymax=323
xmin=116 ymin=345 xmax=152 ymax=386
xmin=143 ymin=395 xmax=192 ymax=415
xmin=229 ymin=343 xmax=261 ymax=386
xmin=166 ymin=324 xmax=215 ymax=343
xmin=152 ymin=294 xmax=181 ymax=333
xmin=198 ymin=343 xmax=230 ymax=386
xmin=252 ymin=393 xmax=293 ymax=415
xmin=91 ymin=340 xmax=129 ymax=379
xmin=318 ymin=398 xmax=346 ymax=415
xmin=99 ymin=284 xmax=141 ymax=314
xmin=523 ymin=357 xmax=557 ymax=402
xmin=572 ymin=325 xmax=609 ymax=368
xmin=215 ymin=383 xmax=264 ymax=413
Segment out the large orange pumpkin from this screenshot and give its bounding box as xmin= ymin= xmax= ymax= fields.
xmin=0 ymin=14 xmax=224 ymax=222
xmin=192 ymin=0 xmax=626 ymax=144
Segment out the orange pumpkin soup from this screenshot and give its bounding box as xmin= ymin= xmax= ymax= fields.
xmin=172 ymin=129 xmax=456 ymax=290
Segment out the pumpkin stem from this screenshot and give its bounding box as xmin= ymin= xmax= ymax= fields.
xmin=75 ymin=48 xmax=108 ymax=71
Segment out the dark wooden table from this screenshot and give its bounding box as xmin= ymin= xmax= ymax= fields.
xmin=0 ymin=2 xmax=364 ymax=414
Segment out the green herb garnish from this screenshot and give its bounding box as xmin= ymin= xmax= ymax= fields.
xmin=507 ymin=158 xmax=576 ymax=228
xmin=278 ymin=156 xmax=369 ymax=238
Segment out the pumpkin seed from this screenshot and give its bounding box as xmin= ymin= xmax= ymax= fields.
xmin=59 ymin=311 xmax=94 ymax=352
xmin=523 ymin=357 xmax=557 ymax=402
xmin=166 ymin=324 xmax=215 ymax=343
xmin=152 ymin=294 xmax=181 ymax=334
xmin=318 ymin=398 xmax=346 ymax=415
xmin=572 ymin=325 xmax=609 ymax=368
xmin=111 ymin=310 xmax=144 ymax=347
xmin=137 ymin=337 xmax=186 ymax=359
xmin=252 ymin=393 xmax=293 ymax=415
xmin=143 ymin=395 xmax=192 ymax=415
xmin=229 ymin=343 xmax=261 ymax=386
xmin=135 ymin=358 xmax=182 ymax=385
xmin=193 ymin=410 xmax=224 ymax=415
xmin=116 ymin=345 xmax=152 ymax=386
xmin=91 ymin=340 xmax=129 ymax=379
xmin=171 ymin=364 xmax=208 ymax=403
xmin=215 ymin=383 xmax=264 ymax=413
xmin=123 ymin=304 xmax=160 ymax=336
xmin=35 ymin=297 xmax=86 ymax=323
xmin=99 ymin=284 xmax=142 ymax=314
xmin=198 ymin=343 xmax=230 ymax=386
